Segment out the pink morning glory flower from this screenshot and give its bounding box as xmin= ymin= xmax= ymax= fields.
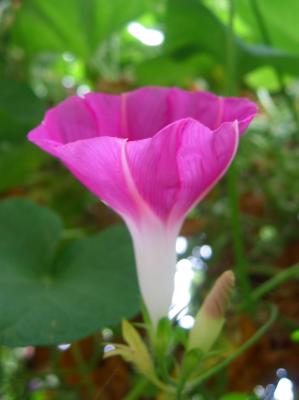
xmin=28 ymin=86 xmax=257 ymax=325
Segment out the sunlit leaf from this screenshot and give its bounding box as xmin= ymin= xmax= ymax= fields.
xmin=244 ymin=67 xmax=282 ymax=92
xmin=236 ymin=0 xmax=299 ymax=54
xmin=12 ymin=0 xmax=148 ymax=59
xmin=165 ymin=0 xmax=299 ymax=78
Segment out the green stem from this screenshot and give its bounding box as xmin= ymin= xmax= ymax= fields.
xmin=184 ymin=303 xmax=278 ymax=395
xmin=226 ymin=0 xmax=237 ymax=95
xmin=227 ymin=162 xmax=253 ymax=310
xmin=71 ymin=343 xmax=96 ymax=398
xmin=252 ymin=263 xmax=299 ymax=302
xmin=226 ymin=0 xmax=253 ymax=312
xmin=250 ymin=0 xmax=299 ymax=131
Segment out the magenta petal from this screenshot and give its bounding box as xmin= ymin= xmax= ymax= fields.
xmin=123 ymin=87 xmax=257 ymax=140
xmin=43 ymin=96 xmax=99 ymax=143
xmin=167 ymin=89 xmax=224 ymax=130
xmin=28 ymin=96 xmax=99 ymax=156
xmin=166 ymin=88 xmax=257 ymax=133
xmin=28 ymin=125 xmax=62 ymax=156
xmin=29 ymin=87 xmax=257 ymax=145
xmin=84 ymin=93 xmax=123 ymax=137
xmin=124 ymin=87 xmax=170 ymax=140
xmin=126 ymin=118 xmax=239 ymax=224
xmin=170 ymin=120 xmax=239 ymax=223
xmin=53 ymin=137 xmax=139 ymax=221
xmin=221 ymin=96 xmax=258 ymax=133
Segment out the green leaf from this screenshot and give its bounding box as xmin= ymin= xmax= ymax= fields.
xmin=165 ymin=0 xmax=227 ymax=61
xmin=0 ymin=80 xmax=45 ymax=142
xmin=0 ymin=199 xmax=140 ymax=346
xmin=12 ymin=0 xmax=148 ymax=59
xmin=135 ymin=54 xmax=214 ymax=86
xmin=236 ymin=0 xmax=299 ymax=54
xmin=240 ymin=42 xmax=299 ymax=76
xmin=165 ymin=0 xmax=299 ymax=78
xmin=244 ymin=66 xmax=282 ymax=92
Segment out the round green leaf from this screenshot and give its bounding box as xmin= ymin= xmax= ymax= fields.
xmin=0 ymin=199 xmax=140 ymax=346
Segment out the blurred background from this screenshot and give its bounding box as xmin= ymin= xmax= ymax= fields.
xmin=0 ymin=0 xmax=299 ymax=399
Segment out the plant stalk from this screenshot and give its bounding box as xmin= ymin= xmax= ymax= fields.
xmin=252 ymin=263 xmax=299 ymax=302
xmin=226 ymin=0 xmax=253 ymax=312
xmin=184 ymin=303 xmax=278 ymax=395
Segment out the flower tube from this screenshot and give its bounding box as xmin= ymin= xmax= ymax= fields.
xmin=28 ymin=87 xmax=257 ymax=325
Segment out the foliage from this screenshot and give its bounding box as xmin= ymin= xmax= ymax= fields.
xmin=0 ymin=198 xmax=139 ymax=346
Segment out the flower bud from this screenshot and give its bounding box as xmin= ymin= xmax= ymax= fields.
xmin=188 ymin=270 xmax=235 ymax=352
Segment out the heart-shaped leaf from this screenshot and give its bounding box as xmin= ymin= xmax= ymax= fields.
xmin=0 ymin=198 xmax=140 ymax=346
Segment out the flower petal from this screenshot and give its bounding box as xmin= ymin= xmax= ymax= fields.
xmin=126 ymin=118 xmax=239 ymax=224
xmin=221 ymin=96 xmax=258 ymax=133
xmin=124 ymin=87 xmax=257 ymax=139
xmin=128 ymin=219 xmax=178 ymax=326
xmin=84 ymin=93 xmax=123 ymax=137
xmin=167 ymin=88 xmax=225 ymax=130
xmin=29 ymin=88 xmax=257 ymax=147
xmin=53 ymin=136 xmax=140 ymax=221
xmin=166 ymin=88 xmax=257 ymax=133
xmin=124 ymin=87 xmax=170 ymax=140
xmin=28 ymin=96 xmax=100 ymax=155
xmin=44 ymin=96 xmax=98 ymax=143
xmin=169 ymin=120 xmax=239 ymax=223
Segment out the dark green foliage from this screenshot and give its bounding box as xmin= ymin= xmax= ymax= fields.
xmin=0 ymin=199 xmax=140 ymax=346
xmin=0 ymin=80 xmax=45 ymax=142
